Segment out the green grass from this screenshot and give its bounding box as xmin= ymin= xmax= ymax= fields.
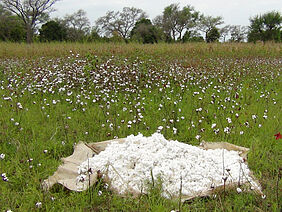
xmin=0 ymin=42 xmax=281 ymax=211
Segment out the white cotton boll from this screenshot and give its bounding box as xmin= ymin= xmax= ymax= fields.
xmin=77 ymin=133 xmax=258 ymax=197
xmin=236 ymin=187 xmax=242 ymax=193
xmin=35 ymin=202 xmax=42 ymax=208
xmin=211 ymin=123 xmax=217 ymax=129
xmin=0 ymin=153 xmax=5 ymax=160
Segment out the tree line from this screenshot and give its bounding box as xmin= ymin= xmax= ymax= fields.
xmin=0 ymin=0 xmax=281 ymax=44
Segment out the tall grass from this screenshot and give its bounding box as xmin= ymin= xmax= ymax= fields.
xmin=0 ymin=42 xmax=281 ymax=59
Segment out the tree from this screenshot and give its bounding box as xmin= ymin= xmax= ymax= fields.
xmin=0 ymin=5 xmax=26 ymax=41
xmin=198 ymin=15 xmax=224 ymax=42
xmin=0 ymin=0 xmax=60 ymax=43
xmin=219 ymin=25 xmax=230 ymax=42
xmin=175 ymin=5 xmax=200 ymax=41
xmin=86 ymin=27 xmax=102 ymax=42
xmin=61 ymin=9 xmax=90 ymax=41
xmin=206 ymin=27 xmax=220 ymax=43
xmin=182 ymin=30 xmax=204 ymax=42
xmin=161 ymin=3 xmax=200 ymax=41
xmin=96 ymin=7 xmax=147 ymax=40
xmin=153 ymin=15 xmax=172 ymax=42
xmin=39 ymin=20 xmax=66 ymax=41
xmin=229 ymin=25 xmax=247 ymax=42
xmin=162 ymin=3 xmax=179 ymax=40
xmin=248 ymin=11 xmax=281 ymax=42
xmin=130 ymin=18 xmax=161 ymax=44
xmin=262 ymin=11 xmax=281 ymax=41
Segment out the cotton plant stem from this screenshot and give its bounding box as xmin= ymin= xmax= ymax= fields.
xmin=238 ymin=161 xmax=242 ymax=187
xmin=109 ymin=163 xmax=125 ymax=183
xmin=150 ymin=169 xmax=155 ymax=187
xmin=108 ymin=163 xmax=138 ymax=193
xmin=87 ymin=155 xmax=92 ymax=203
xmin=49 ymin=126 xmax=59 ymax=140
xmin=85 ymin=143 xmax=100 ymax=154
xmin=276 ymin=167 xmax=280 ymax=208
xmin=222 ymin=149 xmax=225 ymax=176
xmin=178 ymin=176 xmax=183 ymax=212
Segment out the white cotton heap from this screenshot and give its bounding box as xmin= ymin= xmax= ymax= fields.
xmin=77 ymin=133 xmax=259 ymax=198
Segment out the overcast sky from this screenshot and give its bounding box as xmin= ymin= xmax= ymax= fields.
xmin=52 ymin=0 xmax=282 ymax=27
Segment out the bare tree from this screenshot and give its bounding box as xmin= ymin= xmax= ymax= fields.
xmin=230 ymin=25 xmax=247 ymax=42
xmin=61 ymin=9 xmax=90 ymax=41
xmin=220 ymin=25 xmax=231 ymax=42
xmin=152 ymin=15 xmax=163 ymax=28
xmin=96 ymin=7 xmax=147 ymax=40
xmin=63 ymin=9 xmax=90 ymax=33
xmin=0 ymin=0 xmax=60 ymax=43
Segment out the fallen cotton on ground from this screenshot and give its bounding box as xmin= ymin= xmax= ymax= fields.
xmin=77 ymin=133 xmax=260 ymax=198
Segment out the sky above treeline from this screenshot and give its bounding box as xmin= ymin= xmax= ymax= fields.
xmin=51 ymin=0 xmax=282 ymax=27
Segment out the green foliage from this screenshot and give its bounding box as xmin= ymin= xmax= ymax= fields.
xmin=206 ymin=27 xmax=220 ymax=42
xmin=86 ymin=28 xmax=102 ymax=42
xmin=182 ymin=30 xmax=204 ymax=42
xmin=0 ymin=6 xmax=26 ymax=42
xmin=109 ymin=31 xmax=125 ymax=43
xmin=161 ymin=3 xmax=200 ymax=41
xmin=248 ymin=11 xmax=281 ymax=43
xmin=39 ymin=21 xmax=67 ymax=42
xmin=130 ymin=18 xmax=163 ymax=43
xmin=0 ymin=0 xmax=60 ymax=43
xmin=199 ymin=15 xmax=224 ymax=42
xmin=162 ymin=3 xmax=180 ymax=40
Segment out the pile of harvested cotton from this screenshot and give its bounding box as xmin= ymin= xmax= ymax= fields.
xmin=77 ymin=133 xmax=260 ymax=197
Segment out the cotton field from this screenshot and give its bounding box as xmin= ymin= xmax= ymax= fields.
xmin=0 ymin=44 xmax=281 ymax=211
